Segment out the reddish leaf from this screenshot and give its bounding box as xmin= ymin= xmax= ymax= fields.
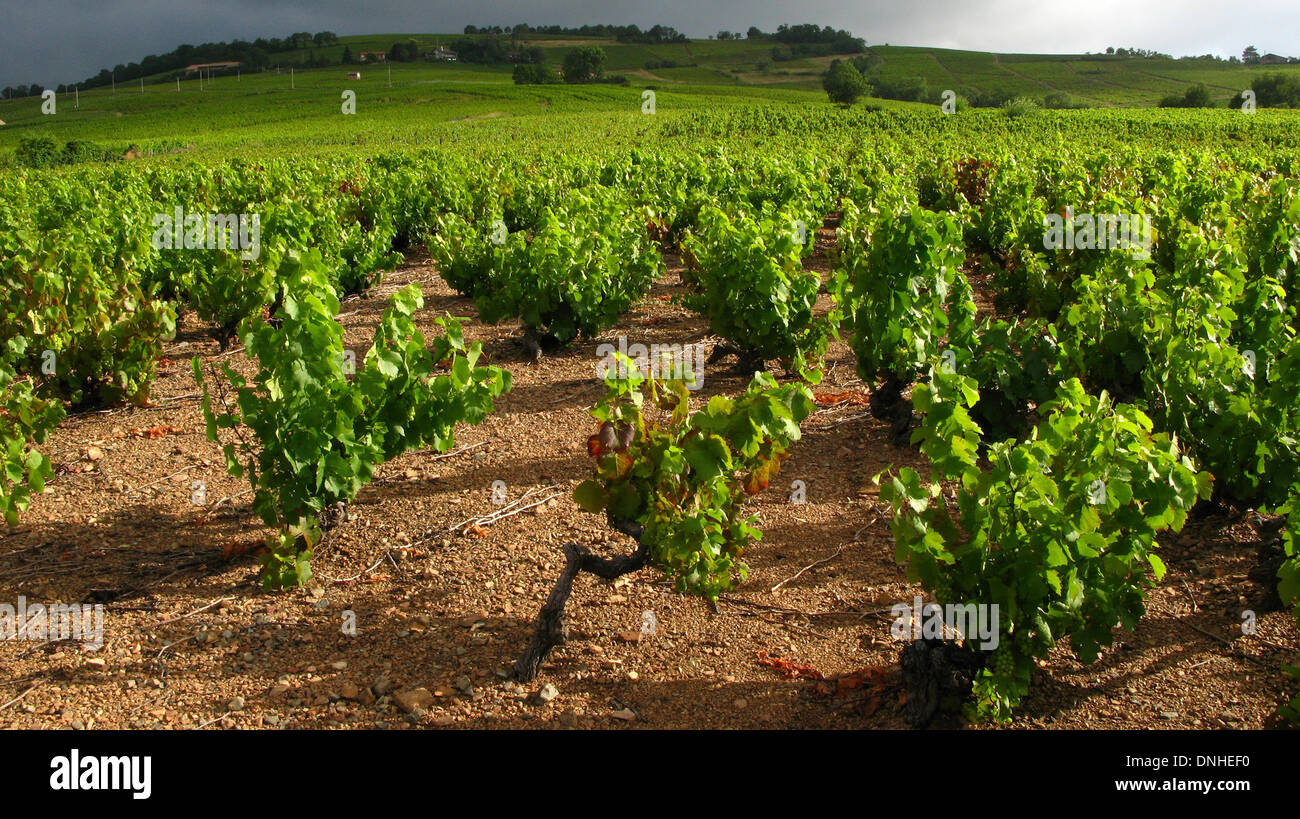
xmin=598 ymin=421 xmax=617 ymax=452
xmin=744 ymin=461 xmax=772 ymax=496
xmin=814 ymin=391 xmax=869 ymax=407
xmin=614 ymin=452 xmax=633 ymax=478
xmin=130 ymin=425 xmax=184 ymax=439
xmin=756 ymin=650 xmax=824 ymax=680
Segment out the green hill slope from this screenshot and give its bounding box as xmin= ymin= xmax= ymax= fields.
xmin=868 ymin=45 xmax=1300 ymax=107
xmin=3 ymin=33 xmax=1299 ymax=163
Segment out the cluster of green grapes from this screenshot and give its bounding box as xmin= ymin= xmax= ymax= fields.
xmin=989 ymin=644 xmax=1016 ymax=678
xmin=932 ymin=572 xmax=954 ymax=603
xmin=1014 ymin=627 xmax=1033 ymax=652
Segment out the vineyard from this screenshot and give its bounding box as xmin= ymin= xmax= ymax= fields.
xmin=1 ymin=99 xmax=1298 ymax=730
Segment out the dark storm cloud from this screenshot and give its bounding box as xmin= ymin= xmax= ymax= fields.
xmin=2 ymin=0 xmax=1298 ymax=87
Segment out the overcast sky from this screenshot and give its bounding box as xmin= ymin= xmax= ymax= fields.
xmin=2 ymin=0 xmax=1297 ymax=88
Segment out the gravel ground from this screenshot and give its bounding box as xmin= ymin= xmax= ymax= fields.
xmin=0 ymin=238 xmax=1295 ymax=731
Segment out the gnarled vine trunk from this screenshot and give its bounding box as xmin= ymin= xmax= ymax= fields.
xmin=707 ymin=341 xmax=766 ymax=377
xmin=521 ymin=325 xmax=564 ymax=363
xmin=514 ymin=518 xmax=648 ymax=682
xmin=898 ymin=637 xmax=984 ymax=728
xmin=870 ymin=375 xmax=915 ymax=447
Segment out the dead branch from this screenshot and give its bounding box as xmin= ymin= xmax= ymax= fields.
xmin=770 ymin=545 xmax=845 ymax=592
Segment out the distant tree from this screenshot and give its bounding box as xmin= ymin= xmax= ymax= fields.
xmin=770 ymin=23 xmax=864 ymax=51
xmin=341 ymin=45 xmax=354 ymax=64
xmin=823 ymin=60 xmax=868 ymax=104
xmin=1106 ymin=46 xmax=1115 ymax=54
xmin=1249 ymin=73 xmax=1300 ymax=107
xmin=1158 ymin=83 xmax=1215 ymax=108
xmin=869 ymin=74 xmax=928 ymax=102
xmin=513 ymin=63 xmax=558 ymax=84
xmin=562 ymin=46 xmax=606 ymax=82
xmin=615 ymin=24 xmax=686 ymax=44
xmin=313 ymin=32 xmax=338 ymax=47
xmin=452 ymin=35 xmax=508 ymax=63
xmin=1183 ymin=83 xmax=1213 ymax=107
xmin=747 ymin=26 xmax=765 ymax=39
xmin=717 ymin=30 xmax=734 ymax=40
xmin=1243 ymin=45 xmax=1261 ymax=64
xmin=289 ymin=32 xmax=313 ymax=49
xmin=387 ymin=41 xmax=420 ymax=62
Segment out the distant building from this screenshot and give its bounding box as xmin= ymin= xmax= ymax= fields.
xmin=359 ymin=51 xmax=387 ymax=63
xmin=183 ymin=61 xmax=241 ymax=75
xmin=1261 ymin=53 xmax=1288 ymax=64
xmin=431 ymin=46 xmax=457 ymax=61
xmin=346 ymin=71 xmax=361 ymax=79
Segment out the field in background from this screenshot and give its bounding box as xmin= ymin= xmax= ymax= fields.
xmin=4 ymin=34 xmax=1300 ymax=163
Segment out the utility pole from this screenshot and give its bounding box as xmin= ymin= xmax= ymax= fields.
xmin=140 ymin=77 xmax=144 ymax=94
xmin=176 ymin=76 xmax=180 ymax=92
xmin=111 ymin=72 xmax=115 ymax=94
xmin=388 ymin=64 xmax=392 ymax=87
xmin=75 ymin=85 xmax=79 ymax=108
xmin=291 ymin=66 xmax=294 ymax=89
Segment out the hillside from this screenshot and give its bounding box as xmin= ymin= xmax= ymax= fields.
xmin=2 ymin=32 xmax=1300 ymax=162
xmin=869 ymin=45 xmax=1300 ymax=107
xmin=211 ymin=35 xmax=1300 ymax=104
xmin=11 ymin=32 xmax=1300 ymax=98
xmin=209 ymin=36 xmax=1300 ymax=105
